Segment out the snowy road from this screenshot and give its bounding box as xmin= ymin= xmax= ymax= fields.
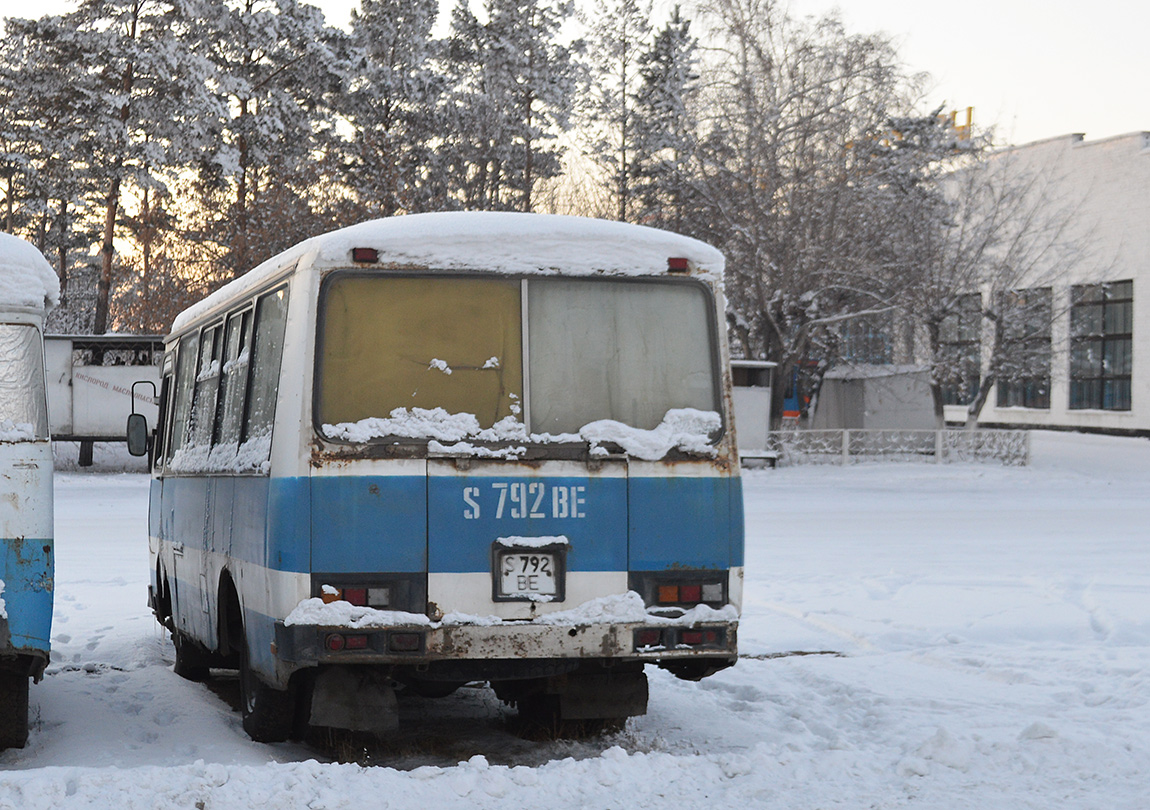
xmin=0 ymin=431 xmax=1147 ymax=807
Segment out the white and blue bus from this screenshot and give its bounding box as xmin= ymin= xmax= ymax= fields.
xmin=133 ymin=213 xmax=744 ymax=741
xmin=0 ymin=233 xmax=58 ymax=748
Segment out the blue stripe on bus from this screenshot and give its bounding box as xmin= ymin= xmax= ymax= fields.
xmin=427 ymin=475 xmax=628 ymax=573
xmin=627 ymin=476 xmax=740 ymax=571
xmin=310 ymin=476 xmax=427 ymax=574
xmin=157 ymin=473 xmax=742 ymax=576
xmin=0 ymin=536 xmax=52 ymax=652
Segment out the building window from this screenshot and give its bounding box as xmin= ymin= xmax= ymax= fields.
xmin=996 ymin=288 xmax=1052 ymax=409
xmin=1070 ymin=280 xmax=1132 ymax=410
xmin=939 ymin=293 xmax=981 ymax=406
xmin=839 ymin=315 xmax=893 ymax=365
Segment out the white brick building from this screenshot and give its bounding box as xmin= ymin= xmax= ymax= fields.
xmin=947 ymin=131 xmax=1150 ymax=434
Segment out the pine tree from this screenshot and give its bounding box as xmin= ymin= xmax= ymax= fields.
xmin=581 ymin=0 xmax=651 ymax=222
xmin=340 ymin=0 xmax=447 ymax=217
xmin=439 ymin=0 xmax=579 ymax=211
xmin=192 ymin=0 xmax=349 ymax=277
xmin=68 ymin=0 xmax=222 ymax=333
xmin=631 ymin=5 xmax=700 ymax=231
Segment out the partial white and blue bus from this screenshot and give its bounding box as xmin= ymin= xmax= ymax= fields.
xmin=0 ymin=233 xmax=58 ymax=748
xmin=132 ymin=213 xmax=744 ymax=741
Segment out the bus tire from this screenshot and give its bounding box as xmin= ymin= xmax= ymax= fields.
xmin=238 ymin=630 xmax=294 ymax=743
xmin=0 ymin=671 xmax=30 ymax=749
xmin=172 ymin=630 xmax=211 ymax=682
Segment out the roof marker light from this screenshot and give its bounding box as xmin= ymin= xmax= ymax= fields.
xmin=352 ymin=247 xmax=379 ymax=263
xmin=667 ymin=257 xmax=690 ymax=273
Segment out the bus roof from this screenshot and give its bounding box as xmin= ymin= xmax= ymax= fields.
xmin=171 ymin=212 xmax=725 ymax=334
xmin=0 ymin=232 xmax=59 ymax=313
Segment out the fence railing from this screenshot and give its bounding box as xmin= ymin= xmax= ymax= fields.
xmin=766 ymin=429 xmax=1030 ymax=466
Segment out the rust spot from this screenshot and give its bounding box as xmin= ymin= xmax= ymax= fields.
xmin=368 ymin=484 xmax=380 ymax=496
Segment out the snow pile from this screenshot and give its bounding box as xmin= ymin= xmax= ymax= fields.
xmin=282 ymin=590 xmax=736 ymax=630
xmin=284 ymin=599 xmax=432 ymax=628
xmin=580 ymin=408 xmax=721 ymax=460
xmin=0 ymin=419 xmax=36 ymax=442
xmin=427 ymin=441 xmax=528 ymax=460
xmin=325 ymin=407 xmax=720 ymax=461
xmin=172 ymin=212 xmax=724 ymax=333
xmin=0 ymin=232 xmax=59 ymax=312
xmin=493 ymin=536 xmax=568 ymax=549
xmin=325 ymin=407 xmax=484 ymax=443
xmin=0 ymin=579 xmax=6 ymax=620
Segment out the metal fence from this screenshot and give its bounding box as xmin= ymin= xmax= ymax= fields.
xmin=767 ymin=429 xmax=1030 ymax=467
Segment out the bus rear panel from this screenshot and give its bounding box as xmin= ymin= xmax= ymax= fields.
xmin=145 ymin=213 xmax=743 ymax=740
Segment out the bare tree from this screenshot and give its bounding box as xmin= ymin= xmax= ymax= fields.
xmin=688 ymin=0 xmax=928 ymax=424
xmin=903 ymin=148 xmax=1093 ymax=428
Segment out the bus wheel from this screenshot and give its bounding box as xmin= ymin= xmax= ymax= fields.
xmin=238 ymin=629 xmax=294 ymax=743
xmin=0 ymin=671 xmax=29 ymax=749
xmin=172 ymin=630 xmax=211 ymax=682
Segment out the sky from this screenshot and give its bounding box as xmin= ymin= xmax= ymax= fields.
xmin=2 ymin=0 xmax=1145 ymax=147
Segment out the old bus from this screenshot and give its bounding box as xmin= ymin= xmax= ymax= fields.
xmin=0 ymin=233 xmax=58 ymax=748
xmin=132 ymin=213 xmax=744 ymax=741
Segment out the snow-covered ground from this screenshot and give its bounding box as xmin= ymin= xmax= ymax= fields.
xmin=1 ymin=430 xmax=1147 ymax=807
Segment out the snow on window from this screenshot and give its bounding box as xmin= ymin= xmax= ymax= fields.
xmin=325 ymin=407 xmax=720 ymax=460
xmin=428 ymin=358 xmax=453 ymax=375
xmin=0 ymin=420 xmax=36 ymax=442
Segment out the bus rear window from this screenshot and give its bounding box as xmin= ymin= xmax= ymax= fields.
xmin=317 ymin=274 xmax=720 ymax=444
xmin=0 ymin=324 xmax=47 ymax=441
xmin=318 ymin=276 xmax=523 ymax=429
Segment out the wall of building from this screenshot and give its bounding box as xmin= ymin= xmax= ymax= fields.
xmin=945 ymin=132 xmax=1150 ymax=433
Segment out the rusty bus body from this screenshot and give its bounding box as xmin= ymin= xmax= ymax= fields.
xmin=137 ymin=213 xmax=744 ymax=741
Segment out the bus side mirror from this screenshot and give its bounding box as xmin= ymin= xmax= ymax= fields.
xmin=127 ymin=413 xmax=150 ymax=457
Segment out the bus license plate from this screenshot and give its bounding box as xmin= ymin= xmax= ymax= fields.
xmin=497 ymin=552 xmax=559 ymax=598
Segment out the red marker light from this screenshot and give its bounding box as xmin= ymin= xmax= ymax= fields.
xmin=679 ymin=584 xmax=702 ymax=603
xmin=667 ymin=257 xmax=689 ymax=273
xmin=352 ymin=247 xmax=379 ymax=263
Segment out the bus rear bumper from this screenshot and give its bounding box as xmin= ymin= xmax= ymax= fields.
xmin=273 ymin=618 xmax=737 ymax=673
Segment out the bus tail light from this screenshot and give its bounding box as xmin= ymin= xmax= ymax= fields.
xmin=634 ymin=628 xmax=663 ymax=649
xmin=633 ymin=573 xmax=728 ymax=609
xmin=388 ymin=632 xmax=422 ymax=652
xmin=319 ymin=585 xmax=392 ymax=609
xmin=678 ymin=629 xmax=723 ymax=648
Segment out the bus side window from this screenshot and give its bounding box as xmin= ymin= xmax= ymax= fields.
xmin=167 ymin=332 xmax=200 ymax=463
xmin=215 ymin=308 xmax=254 ymax=449
xmin=241 ymin=287 xmax=289 ymax=466
xmin=188 ymin=323 xmax=223 ymax=451
xmin=152 ymin=373 xmax=172 ymax=471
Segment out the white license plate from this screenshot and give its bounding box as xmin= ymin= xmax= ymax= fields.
xmin=497 ymin=552 xmax=559 ymax=597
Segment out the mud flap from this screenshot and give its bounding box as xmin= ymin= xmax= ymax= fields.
xmin=556 ymin=668 xmax=649 ymax=721
xmin=308 ymin=667 xmax=399 ymax=735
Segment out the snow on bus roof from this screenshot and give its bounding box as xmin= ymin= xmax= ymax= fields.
xmin=0 ymin=232 xmax=60 ymax=312
xmin=171 ymin=212 xmax=725 ymax=333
